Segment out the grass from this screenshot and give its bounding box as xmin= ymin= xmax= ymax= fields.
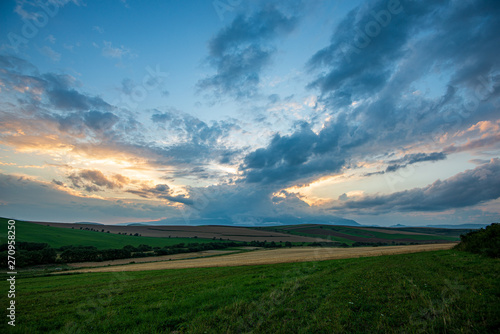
xmin=2 ymin=249 xmax=498 ymax=333
xmin=0 ymin=218 xmax=227 ymax=250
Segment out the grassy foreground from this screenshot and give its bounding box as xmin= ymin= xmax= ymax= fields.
xmin=2 ymin=250 xmax=499 ymax=333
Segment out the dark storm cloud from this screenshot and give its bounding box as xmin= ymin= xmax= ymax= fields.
xmin=68 ymin=169 xmax=122 ymax=192
xmin=126 ymin=183 xmax=194 ymax=205
xmin=54 ymin=110 xmax=119 ymax=136
xmin=240 ymin=119 xmax=362 ymax=185
xmin=83 ymin=110 xmax=119 ymax=131
xmin=197 ymin=7 xmax=298 ymax=99
xmin=305 ymin=0 xmax=500 ymax=150
xmin=0 ymin=55 xmax=111 ymax=112
xmin=333 ymin=158 xmax=500 ymax=213
xmin=238 ymin=0 xmax=499 ymax=188
xmin=41 ymin=73 xmax=111 ymax=111
xmin=308 ymin=0 xmax=500 ymax=106
xmin=385 ymin=152 xmax=447 ymax=173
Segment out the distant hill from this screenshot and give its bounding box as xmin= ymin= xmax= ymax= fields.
xmin=124 ymin=215 xmax=361 ymax=227
xmin=389 ymin=223 xmax=490 ymax=229
xmin=74 ymin=222 xmax=104 ymax=225
xmin=425 ymin=223 xmax=492 ymax=229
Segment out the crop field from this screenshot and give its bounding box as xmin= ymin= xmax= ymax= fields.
xmin=65 ymin=243 xmax=456 ymax=273
xmin=66 ymin=249 xmax=240 ymax=268
xmin=2 ymin=250 xmax=498 ymax=333
xmin=258 ymin=224 xmax=459 ymax=245
xmin=0 ymin=218 xmax=228 ymax=249
xmin=29 ymin=221 xmax=327 ymax=243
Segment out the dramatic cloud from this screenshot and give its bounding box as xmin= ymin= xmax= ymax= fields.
xmin=385 ymin=152 xmax=447 ymax=173
xmin=240 ymin=111 xmax=373 ymax=186
xmin=0 ymin=173 xmax=177 ymax=223
xmin=0 ymin=55 xmax=111 ymax=112
xmin=68 ymin=169 xmax=124 ymax=192
xmin=332 ymin=159 xmax=500 ymax=213
xmin=43 ymin=73 xmax=112 ymax=111
xmin=150 ymin=108 xmax=242 ymax=166
xmin=198 ymin=7 xmax=298 ymax=99
xmin=238 ymin=0 xmax=499 ymax=190
xmin=126 ymin=183 xmax=193 ymax=205
xmin=308 ymin=0 xmax=500 ymax=107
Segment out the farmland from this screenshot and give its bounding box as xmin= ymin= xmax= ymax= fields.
xmin=2 ymin=249 xmax=498 ymax=333
xmin=258 ymin=224 xmax=460 ymax=245
xmin=1 ymin=218 xmax=229 ymax=250
xmin=2 ymin=217 xmax=497 ymax=333
xmin=65 ymin=243 xmax=455 ymax=273
xmin=28 ymin=220 xmax=328 ymax=243
xmin=23 ymin=220 xmax=461 ymax=246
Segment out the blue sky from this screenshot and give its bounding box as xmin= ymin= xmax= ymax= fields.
xmin=0 ymin=0 xmax=499 ymax=226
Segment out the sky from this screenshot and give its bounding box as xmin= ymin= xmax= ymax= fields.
xmin=0 ymin=0 xmax=499 ymax=227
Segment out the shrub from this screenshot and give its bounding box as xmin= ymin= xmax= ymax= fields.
xmin=455 ymin=223 xmax=500 ymax=258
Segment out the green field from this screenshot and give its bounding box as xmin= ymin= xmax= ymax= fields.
xmin=2 ymin=250 xmax=498 ymax=333
xmin=0 ymin=218 xmax=223 ymax=249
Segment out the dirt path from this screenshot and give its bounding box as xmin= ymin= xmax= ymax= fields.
xmin=64 ymin=243 xmax=456 ymax=273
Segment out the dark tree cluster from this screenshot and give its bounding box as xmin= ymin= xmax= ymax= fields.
xmin=0 ymin=242 xmax=56 ymax=267
xmin=455 ymin=223 xmax=499 ymax=258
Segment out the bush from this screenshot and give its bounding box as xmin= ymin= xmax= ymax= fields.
xmin=455 ymin=223 xmax=500 ymax=258
xmin=0 ymin=242 xmax=57 ymax=267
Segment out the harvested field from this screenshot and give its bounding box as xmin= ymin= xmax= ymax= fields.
xmin=31 ymin=221 xmax=327 ymax=243
xmin=67 ymin=250 xmax=235 ymax=268
xmin=64 ymin=243 xmax=456 ymax=273
xmin=298 ymin=228 xmax=452 ymax=244
xmin=350 ymin=226 xmax=432 ymax=235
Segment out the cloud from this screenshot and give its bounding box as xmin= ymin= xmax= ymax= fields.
xmin=83 ymin=110 xmax=119 ymax=131
xmin=150 ymin=108 xmax=242 ymax=166
xmin=306 ymin=0 xmax=500 ymax=138
xmin=197 ymin=7 xmax=298 ymax=99
xmin=45 ymin=35 xmax=56 ymax=44
xmin=126 ymin=183 xmax=193 ymax=205
xmin=68 ymin=169 xmax=123 ymax=192
xmin=0 ymin=54 xmax=112 ymax=112
xmin=237 ymin=3 xmax=498 ymax=187
xmin=13 ymin=0 xmax=82 ymax=20
xmin=385 ymin=152 xmax=447 ymax=173
xmin=234 ymin=0 xmax=496 ymax=190
xmin=240 ymin=114 xmax=368 ymax=186
xmin=332 ymin=158 xmax=500 ymax=213
xmin=102 ymin=41 xmax=134 ymax=59
xmin=39 ymin=45 xmax=61 ymax=61
xmin=0 ymin=173 xmax=177 ymax=223
xmin=93 ymin=26 xmax=104 ymax=34
xmin=444 ymin=133 xmax=500 ymax=154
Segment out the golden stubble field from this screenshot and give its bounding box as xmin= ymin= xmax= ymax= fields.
xmin=64 ymin=243 xmax=456 ymax=273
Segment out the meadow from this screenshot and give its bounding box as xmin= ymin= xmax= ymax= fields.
xmin=1 ymin=249 xmax=498 ymax=333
